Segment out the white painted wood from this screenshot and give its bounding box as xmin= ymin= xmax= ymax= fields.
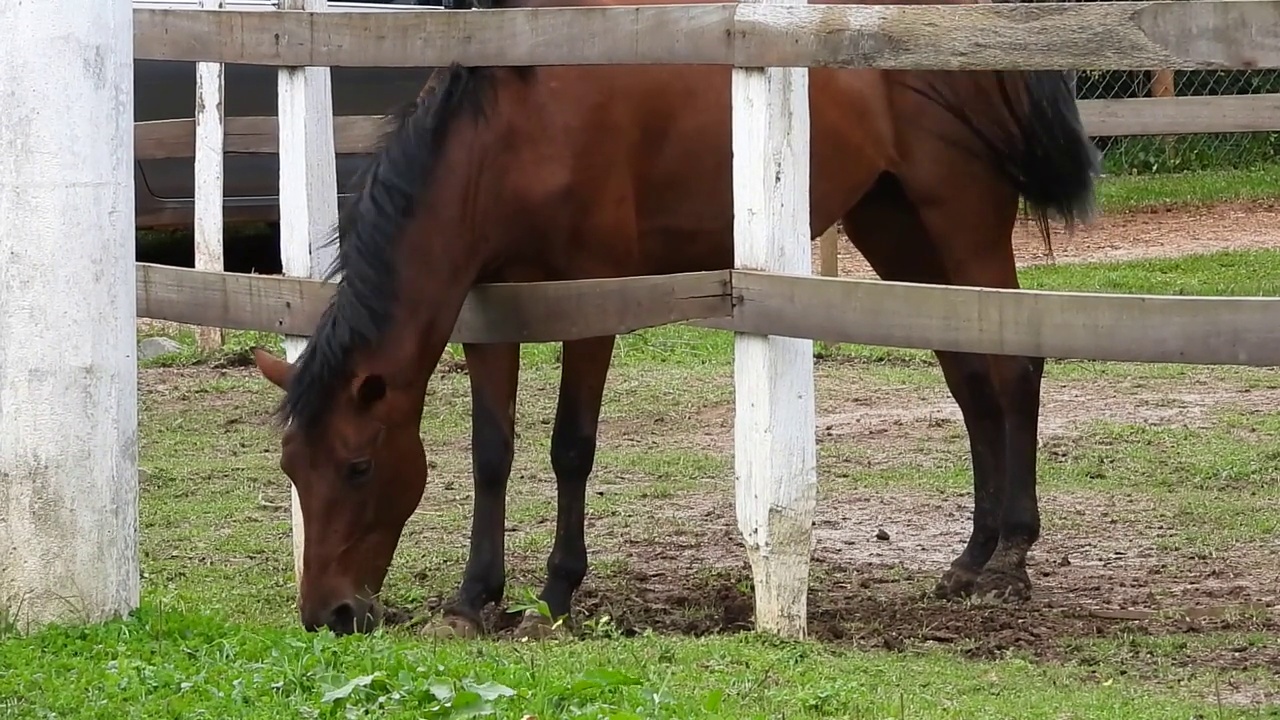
xmin=731 ymin=0 xmax=817 ymax=639
xmin=193 ymin=0 xmax=227 ymax=351
xmin=0 ymin=0 xmax=139 ymax=629
xmin=278 ymin=0 xmax=340 ymax=589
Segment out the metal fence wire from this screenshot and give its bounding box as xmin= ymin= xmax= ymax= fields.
xmin=1075 ymin=69 xmax=1280 ymax=175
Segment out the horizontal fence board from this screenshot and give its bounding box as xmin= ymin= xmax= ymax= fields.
xmin=133 ymin=92 xmax=1280 ymax=162
xmin=733 ymin=1 xmax=1280 ymax=70
xmin=140 ymin=265 xmax=1280 ymax=367
xmin=136 ymin=263 xmax=734 ymax=342
xmin=719 ymin=270 xmax=1280 ymax=367
xmin=1077 ymin=94 xmax=1280 ymax=136
xmin=133 ymin=5 xmax=736 ymax=67
xmin=133 ymin=1 xmax=1280 ymax=70
xmin=135 ymin=116 xmax=389 ymax=159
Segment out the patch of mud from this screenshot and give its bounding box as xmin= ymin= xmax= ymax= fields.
xmin=561 ymin=489 xmax=1280 ymax=671
xmin=140 ymin=366 xmax=277 ymax=420
xmin=389 ymin=486 xmax=1279 ymax=676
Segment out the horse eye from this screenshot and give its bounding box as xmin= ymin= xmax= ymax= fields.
xmin=346 ymin=458 xmax=373 ymax=483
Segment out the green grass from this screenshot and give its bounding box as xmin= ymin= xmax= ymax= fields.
xmin=6 ymin=247 xmax=1279 ymax=714
xmin=1097 ymin=164 xmax=1280 ymax=212
xmin=5 ymin=605 xmax=1266 ymax=720
xmin=824 ymin=408 xmax=1280 ymax=553
xmin=1021 ymin=248 xmax=1280 ymax=296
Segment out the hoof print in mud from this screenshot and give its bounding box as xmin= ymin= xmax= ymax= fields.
xmin=970 ymin=570 xmax=1033 ymax=605
xmin=419 ymin=615 xmax=482 ymax=639
xmin=513 ymin=609 xmax=569 ymax=641
xmin=933 ymin=567 xmax=981 ymax=600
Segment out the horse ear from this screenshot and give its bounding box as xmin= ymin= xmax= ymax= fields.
xmin=252 ymin=348 xmax=295 ymax=390
xmin=351 ymin=374 xmax=387 ymax=410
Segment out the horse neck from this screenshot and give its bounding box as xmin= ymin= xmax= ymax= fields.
xmin=358 ymin=195 xmax=485 ymax=409
xmin=354 ymin=77 xmax=516 ymax=406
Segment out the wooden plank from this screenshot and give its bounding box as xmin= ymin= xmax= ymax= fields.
xmin=133 ymin=5 xmax=737 ymax=66
xmin=1078 ymin=94 xmax=1280 ymax=136
xmin=731 ymin=0 xmax=817 ymax=641
xmin=733 ymin=1 xmax=1280 ymax=70
xmin=277 ymin=0 xmax=340 ymax=591
xmin=723 ymin=270 xmax=1280 ymax=367
xmin=135 ymin=115 xmax=387 ymax=160
xmin=816 ymin=224 xmax=841 ymax=351
xmin=133 ymin=2 xmax=1280 ymax=70
xmin=1150 ymin=68 xmax=1176 ymax=98
xmin=818 ymin=224 xmax=840 ymax=280
xmin=136 ymin=264 xmax=1280 ymax=366
xmin=134 ymin=264 xmax=735 ymax=342
xmin=193 ymin=0 xmax=226 ymax=351
xmin=134 ymin=91 xmax=1280 ymax=165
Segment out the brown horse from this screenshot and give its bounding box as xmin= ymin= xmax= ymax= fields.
xmin=251 ymin=0 xmax=1100 ymax=636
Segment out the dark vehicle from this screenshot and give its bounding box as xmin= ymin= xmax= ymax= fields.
xmin=133 ymin=0 xmax=446 ymax=229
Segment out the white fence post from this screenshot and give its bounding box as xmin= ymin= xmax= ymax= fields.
xmin=193 ymin=0 xmax=226 ymax=351
xmin=278 ymin=0 xmax=340 ymax=589
xmin=731 ymin=0 xmax=818 ymax=637
xmin=0 ymin=0 xmax=139 ymax=628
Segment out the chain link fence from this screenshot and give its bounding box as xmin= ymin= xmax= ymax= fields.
xmin=1077 ymin=68 xmax=1280 ymax=175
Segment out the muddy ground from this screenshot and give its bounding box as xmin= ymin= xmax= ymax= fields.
xmin=413 ymin=370 xmax=1280 ymax=665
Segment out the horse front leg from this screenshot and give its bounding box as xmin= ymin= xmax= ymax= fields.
xmin=426 ymin=341 xmax=521 ymax=638
xmin=514 ymin=335 xmax=616 ymax=639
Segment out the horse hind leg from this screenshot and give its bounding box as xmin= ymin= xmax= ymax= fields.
xmin=896 ymin=171 xmax=1044 ymax=603
xmin=840 ymin=172 xmax=1021 ymax=601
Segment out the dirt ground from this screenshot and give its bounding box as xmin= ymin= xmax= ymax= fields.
xmin=459 ymin=370 xmax=1280 ymax=668
xmin=146 ymin=201 xmax=1280 ymax=701
xmin=820 ymin=199 xmax=1280 ymax=278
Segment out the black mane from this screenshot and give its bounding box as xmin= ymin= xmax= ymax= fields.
xmin=277 ymin=63 xmax=529 ymax=431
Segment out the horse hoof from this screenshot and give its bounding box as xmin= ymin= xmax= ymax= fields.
xmin=970 ymin=568 xmax=1032 ymax=605
xmin=419 ymin=614 xmax=481 ymax=639
xmin=933 ymin=565 xmax=980 ymax=600
xmin=513 ymin=609 xmax=568 ymax=641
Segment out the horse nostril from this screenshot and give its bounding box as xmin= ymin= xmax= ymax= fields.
xmin=327 ymin=602 xmax=357 ymax=635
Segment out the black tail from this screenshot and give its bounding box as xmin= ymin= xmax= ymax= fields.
xmin=909 ymin=70 xmax=1102 ymax=257
xmin=1005 ymin=71 xmax=1101 ymax=231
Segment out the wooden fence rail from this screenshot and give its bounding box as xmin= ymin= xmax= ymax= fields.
xmin=133 ymin=2 xmax=1280 ymax=70
xmin=130 ymin=91 xmax=1280 ymax=162
xmin=137 ymin=263 xmax=1280 ymax=367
